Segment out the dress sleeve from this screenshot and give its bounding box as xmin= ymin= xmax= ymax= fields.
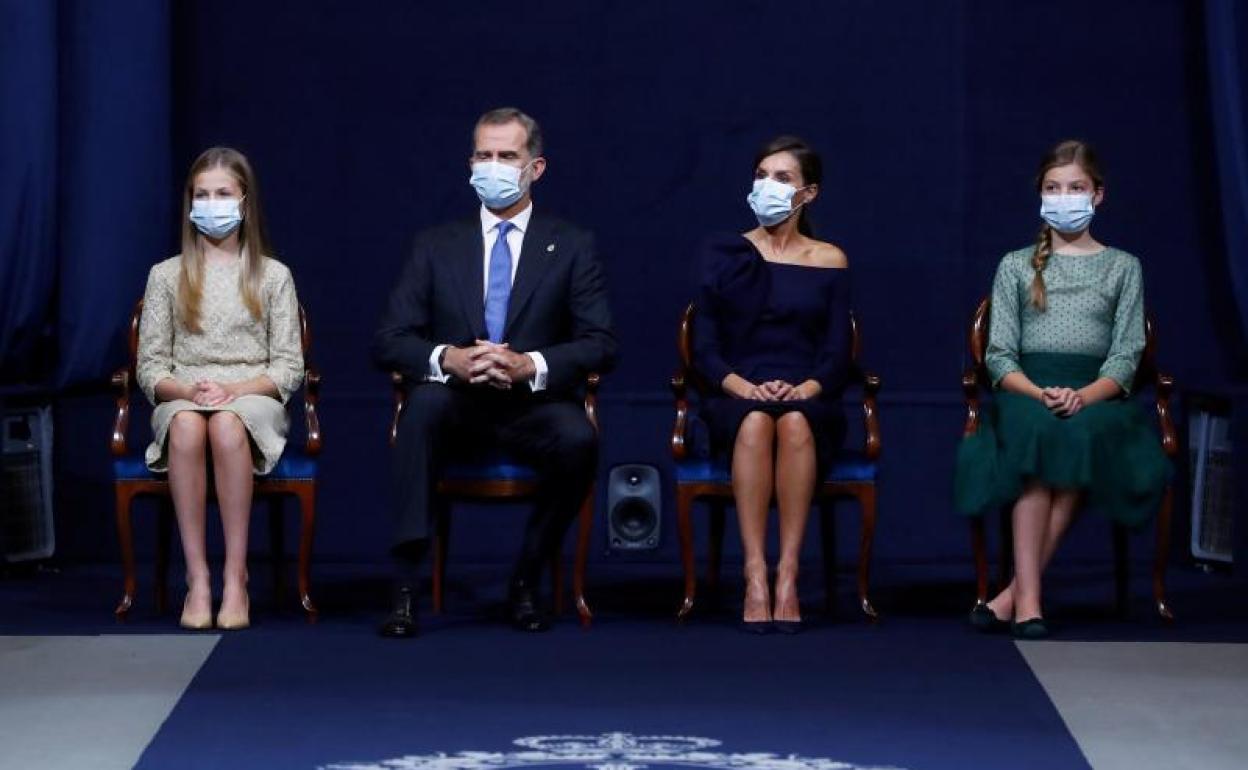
xmin=985 ymin=254 xmax=1024 ymax=388
xmin=809 ymin=270 xmax=852 ymax=396
xmin=691 ymin=235 xmax=761 ymax=392
xmin=1098 ymin=255 xmax=1146 ymax=394
xmin=264 ymin=266 xmax=305 ymax=404
xmin=136 ymin=265 xmax=176 ymax=405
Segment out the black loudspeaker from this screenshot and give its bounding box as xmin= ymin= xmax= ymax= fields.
xmin=606 ymin=464 xmax=661 ymax=550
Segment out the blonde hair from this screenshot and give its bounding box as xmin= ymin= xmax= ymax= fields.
xmin=1029 ymin=139 xmax=1104 ymax=311
xmin=177 ymin=147 xmax=274 ymax=332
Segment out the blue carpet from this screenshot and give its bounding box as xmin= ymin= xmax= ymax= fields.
xmin=133 ymin=619 xmax=1088 ymax=770
xmin=6 ymin=561 xmax=1247 ymax=769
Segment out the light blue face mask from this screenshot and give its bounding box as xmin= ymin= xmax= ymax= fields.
xmin=747 ymin=177 xmax=806 ymax=227
xmin=1039 ymin=193 xmax=1095 ymax=234
xmin=189 ymin=198 xmax=243 ymax=239
xmin=470 ymin=160 xmax=533 ymax=210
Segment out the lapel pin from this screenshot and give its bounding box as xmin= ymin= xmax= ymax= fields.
xmin=546 ymin=243 xmax=556 ymax=253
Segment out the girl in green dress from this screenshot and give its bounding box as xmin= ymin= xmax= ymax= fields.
xmin=954 ymin=140 xmax=1170 ymax=639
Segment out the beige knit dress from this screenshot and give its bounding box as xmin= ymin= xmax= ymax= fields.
xmin=136 ymin=255 xmax=304 ymax=474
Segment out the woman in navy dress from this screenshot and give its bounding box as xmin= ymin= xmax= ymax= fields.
xmin=693 ymin=136 xmax=852 ymax=631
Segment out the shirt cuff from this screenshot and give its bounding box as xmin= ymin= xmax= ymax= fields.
xmin=527 ymin=352 xmax=548 ymax=392
xmin=427 ymin=344 xmax=451 ymax=383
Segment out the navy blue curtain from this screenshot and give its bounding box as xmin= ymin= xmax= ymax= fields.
xmin=1206 ymin=0 xmax=1248 ymax=345
xmin=0 ymin=1 xmax=58 ymax=384
xmin=0 ymin=0 xmax=172 ymax=389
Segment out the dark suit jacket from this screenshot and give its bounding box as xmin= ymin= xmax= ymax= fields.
xmin=373 ymin=210 xmax=617 ymax=397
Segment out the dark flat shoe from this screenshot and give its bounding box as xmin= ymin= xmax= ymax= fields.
xmin=738 ymin=620 xmax=772 ymax=635
xmin=1011 ymin=617 xmax=1050 ymax=640
xmin=772 ymin=620 xmax=803 ymax=635
xmin=969 ymin=603 xmax=1010 ymax=633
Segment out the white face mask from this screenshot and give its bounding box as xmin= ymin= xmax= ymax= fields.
xmin=189 ymin=198 xmax=243 ymax=239
xmin=1039 ymin=193 xmax=1095 ymax=234
xmin=469 ymin=160 xmax=533 ymax=209
xmin=747 ymin=177 xmax=807 ymax=227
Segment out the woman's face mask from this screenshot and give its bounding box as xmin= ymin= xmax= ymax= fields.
xmin=189 ymin=197 xmax=243 ymax=239
xmin=747 ymin=177 xmax=807 ymax=227
xmin=1039 ymin=193 xmax=1095 ymax=234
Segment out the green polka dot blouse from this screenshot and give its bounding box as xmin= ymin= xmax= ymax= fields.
xmin=985 ymin=246 xmax=1146 ymax=394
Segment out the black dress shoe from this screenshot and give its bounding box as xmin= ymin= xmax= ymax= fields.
xmin=1011 ymin=617 xmax=1050 ymax=640
xmin=508 ymin=582 xmax=551 ymax=633
xmin=738 ymin=620 xmax=772 ymax=635
xmin=969 ymin=603 xmax=1010 ymax=633
xmin=379 ymin=587 xmax=418 ymax=639
xmin=772 ymin=620 xmax=804 ymax=635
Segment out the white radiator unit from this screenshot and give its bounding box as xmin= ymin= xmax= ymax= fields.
xmin=1189 ymin=408 xmax=1233 ymax=564
xmin=1 ymin=406 xmax=55 ymax=562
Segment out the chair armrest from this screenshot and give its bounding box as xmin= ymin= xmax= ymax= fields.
xmin=961 ymin=368 xmax=982 ymax=438
xmin=860 ymin=369 xmax=882 ymax=460
xmin=670 ymin=371 xmax=690 ymax=461
xmin=583 ymin=373 xmax=601 ymax=432
xmin=389 ymin=372 xmax=406 ymax=447
xmin=303 ymin=366 xmax=323 ymax=456
xmin=1154 ymin=371 xmax=1178 ymax=458
xmin=110 ymin=366 xmax=131 ymax=457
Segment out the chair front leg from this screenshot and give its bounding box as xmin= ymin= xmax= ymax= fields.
xmin=705 ymin=499 xmax=726 ymax=598
xmin=676 ymin=486 xmax=698 ymax=620
xmin=970 ymin=517 xmax=989 ymax=606
xmin=573 ymin=486 xmax=594 ymax=627
xmin=115 ymin=484 xmax=138 ymax=618
xmin=1154 ymin=485 xmax=1175 ymax=622
xmin=296 ymin=485 xmax=318 ymax=619
xmin=855 ymin=483 xmax=879 ymax=621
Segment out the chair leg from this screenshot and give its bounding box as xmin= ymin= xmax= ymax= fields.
xmin=154 ymin=499 xmax=174 ymax=614
xmin=1154 ymin=485 xmax=1174 ymax=622
xmin=268 ymin=496 xmax=286 ymax=610
xmin=114 ymin=485 xmax=137 ymax=618
xmin=573 ymin=486 xmax=594 ymax=627
xmin=296 ymin=485 xmax=317 ymax=619
xmin=820 ymin=500 xmax=837 ymax=616
xmin=1113 ymin=523 xmax=1129 ymax=619
xmin=971 ymin=517 xmax=988 ymax=607
xmin=856 ymin=484 xmax=879 ymax=621
xmin=676 ymin=486 xmax=698 ymax=620
xmin=432 ymin=509 xmax=450 ymax=614
xmin=705 ymin=500 xmax=726 ymax=598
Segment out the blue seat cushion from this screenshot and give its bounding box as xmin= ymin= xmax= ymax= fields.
xmin=675 ymin=450 xmax=877 ymax=484
xmin=441 ymin=451 xmax=538 ymax=482
xmin=113 ymin=450 xmax=318 ymax=481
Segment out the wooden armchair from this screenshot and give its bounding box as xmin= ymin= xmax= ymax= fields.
xmin=388 ymin=373 xmax=600 ymax=627
xmin=111 ymin=300 xmax=322 ymax=620
xmin=962 ymin=297 xmax=1178 ymax=620
xmin=670 ymin=302 xmax=882 ymax=621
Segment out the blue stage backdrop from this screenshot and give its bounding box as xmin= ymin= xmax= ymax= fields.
xmin=3 ymin=1 xmax=1244 ymax=568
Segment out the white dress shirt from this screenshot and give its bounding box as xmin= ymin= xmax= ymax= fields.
xmin=426 ymin=203 xmax=549 ymax=390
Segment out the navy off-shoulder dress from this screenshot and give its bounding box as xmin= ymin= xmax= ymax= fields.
xmin=692 ymin=234 xmax=852 ymax=472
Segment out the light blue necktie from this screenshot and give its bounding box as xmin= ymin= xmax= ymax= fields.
xmin=484 ymin=220 xmax=515 ymax=343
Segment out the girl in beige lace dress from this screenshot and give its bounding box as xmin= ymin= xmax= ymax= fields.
xmin=137 ymin=147 xmax=303 ymax=630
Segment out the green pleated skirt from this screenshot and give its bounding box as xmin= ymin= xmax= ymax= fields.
xmin=954 ymin=353 xmax=1171 ymax=528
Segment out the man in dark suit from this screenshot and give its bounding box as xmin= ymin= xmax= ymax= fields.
xmin=373 ymin=107 xmax=616 ymax=636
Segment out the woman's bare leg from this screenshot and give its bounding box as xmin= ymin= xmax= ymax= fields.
xmin=167 ymin=411 xmax=211 ymax=624
xmin=207 ymin=412 xmax=254 ymax=625
xmin=733 ymin=411 xmax=776 ymax=623
xmin=987 ymin=488 xmax=1079 ymax=620
xmin=773 ymin=412 xmax=817 ymax=623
